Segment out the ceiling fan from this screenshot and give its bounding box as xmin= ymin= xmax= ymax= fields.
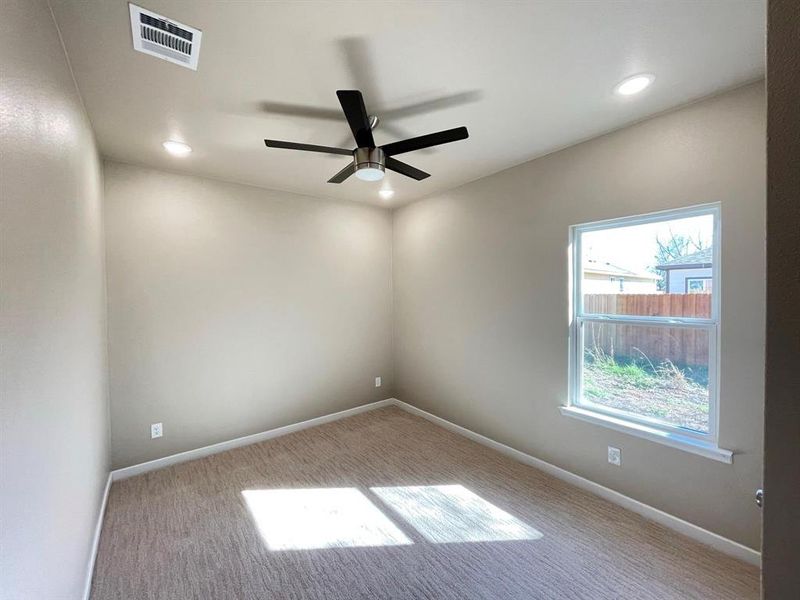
xmin=264 ymin=90 xmax=469 ymax=184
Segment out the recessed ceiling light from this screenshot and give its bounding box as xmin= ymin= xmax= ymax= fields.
xmin=379 ymin=190 xmax=394 ymax=200
xmin=614 ymin=74 xmax=655 ymax=96
xmin=162 ymin=140 xmax=192 ymax=156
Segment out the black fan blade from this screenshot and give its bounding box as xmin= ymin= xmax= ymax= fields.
xmin=336 ymin=90 xmax=375 ymax=148
xmin=264 ymin=139 xmax=352 ymax=156
xmin=381 ymin=126 xmax=468 ymax=157
xmin=385 ymin=157 xmax=430 ymax=181
xmin=327 ymin=162 xmax=356 ymax=184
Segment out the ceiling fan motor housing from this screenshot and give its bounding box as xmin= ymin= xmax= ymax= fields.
xmin=354 ymin=147 xmax=385 ymax=175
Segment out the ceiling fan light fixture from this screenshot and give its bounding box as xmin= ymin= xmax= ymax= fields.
xmin=354 ymin=147 xmax=386 ymax=182
xmin=356 ymin=166 xmax=385 ymax=181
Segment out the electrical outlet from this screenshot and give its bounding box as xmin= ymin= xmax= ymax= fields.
xmin=608 ymin=446 xmax=621 ymax=466
xmin=151 ymin=422 xmax=163 ymax=439
xmin=375 ymin=376 xmax=382 ymax=388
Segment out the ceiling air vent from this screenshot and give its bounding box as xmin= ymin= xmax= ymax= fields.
xmin=129 ymin=3 xmax=202 ymax=70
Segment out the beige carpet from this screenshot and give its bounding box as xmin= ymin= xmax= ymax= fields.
xmin=91 ymin=407 xmax=759 ymax=599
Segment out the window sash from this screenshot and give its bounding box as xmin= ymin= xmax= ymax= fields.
xmin=572 ymin=317 xmax=718 ymax=441
xmin=572 ymin=204 xmax=720 ymax=323
xmin=568 ymin=204 xmax=720 ymax=443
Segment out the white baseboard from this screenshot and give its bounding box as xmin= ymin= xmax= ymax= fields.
xmin=83 ymin=471 xmax=112 ymax=600
xmin=390 ymin=399 xmax=761 ymax=567
xmin=98 ymin=395 xmax=758 ymax=573
xmin=111 ymin=398 xmax=395 ymax=481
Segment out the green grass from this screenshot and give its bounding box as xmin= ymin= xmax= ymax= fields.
xmin=594 ymin=359 xmax=657 ymax=389
xmin=582 ymin=348 xmax=710 ymax=432
xmin=583 ymin=381 xmax=605 ymax=399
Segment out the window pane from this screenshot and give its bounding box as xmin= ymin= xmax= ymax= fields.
xmin=580 ymin=321 xmax=710 ymax=433
xmin=580 ymin=213 xmax=714 ymax=318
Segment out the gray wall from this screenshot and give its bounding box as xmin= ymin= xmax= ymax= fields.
xmin=104 ymin=161 xmax=394 ymax=468
xmin=0 ymin=1 xmax=110 ymax=598
xmin=393 ymin=83 xmax=765 ymax=549
xmin=763 ymin=0 xmax=800 ymax=596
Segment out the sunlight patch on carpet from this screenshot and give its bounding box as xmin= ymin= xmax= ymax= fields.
xmin=242 ymin=488 xmax=412 ymax=551
xmin=371 ymin=484 xmax=542 ymax=544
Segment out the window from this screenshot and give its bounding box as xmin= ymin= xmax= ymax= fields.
xmin=686 ymin=277 xmax=712 ymax=293
xmin=563 ymin=204 xmax=730 ymax=462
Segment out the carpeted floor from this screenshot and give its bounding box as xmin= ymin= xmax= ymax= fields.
xmin=91 ymin=406 xmax=759 ymax=599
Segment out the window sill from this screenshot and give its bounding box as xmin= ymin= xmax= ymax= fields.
xmin=559 ymin=405 xmax=733 ymax=464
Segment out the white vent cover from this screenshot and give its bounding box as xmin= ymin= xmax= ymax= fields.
xmin=129 ymin=3 xmax=202 ymax=70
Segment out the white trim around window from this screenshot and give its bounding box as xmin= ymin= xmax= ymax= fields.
xmin=564 ymin=203 xmax=733 ymax=462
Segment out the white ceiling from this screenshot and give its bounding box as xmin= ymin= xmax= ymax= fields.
xmin=50 ymin=1 xmax=765 ymax=206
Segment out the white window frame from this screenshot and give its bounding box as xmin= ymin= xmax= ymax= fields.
xmin=562 ymin=203 xmax=732 ymax=463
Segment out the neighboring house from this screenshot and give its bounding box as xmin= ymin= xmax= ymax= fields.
xmin=656 ymin=247 xmax=713 ymax=293
xmin=583 ymin=259 xmax=659 ymax=294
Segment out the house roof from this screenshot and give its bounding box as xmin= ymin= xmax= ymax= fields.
xmin=583 ymin=259 xmax=659 ymax=280
xmin=656 ymin=247 xmax=713 ymax=269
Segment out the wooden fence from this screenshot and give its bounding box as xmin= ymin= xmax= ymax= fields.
xmin=583 ymin=294 xmax=711 ymax=367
